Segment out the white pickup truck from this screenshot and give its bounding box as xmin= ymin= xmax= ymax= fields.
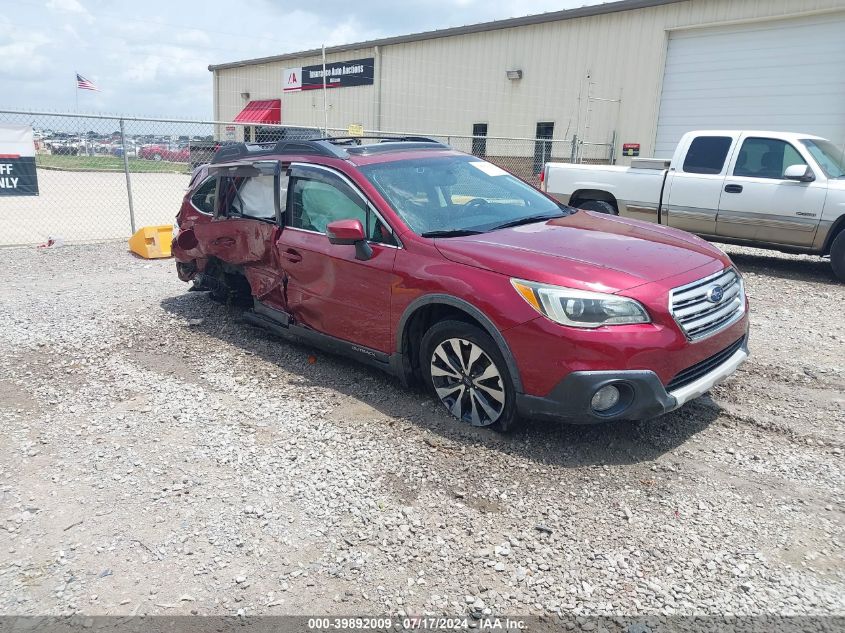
xmin=542 ymin=130 xmax=845 ymax=281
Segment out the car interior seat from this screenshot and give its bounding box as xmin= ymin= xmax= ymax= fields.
xmin=760 ymin=151 xmax=783 ymax=179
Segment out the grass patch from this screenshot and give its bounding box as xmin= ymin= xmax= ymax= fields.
xmin=36 ymin=154 xmax=190 ymax=174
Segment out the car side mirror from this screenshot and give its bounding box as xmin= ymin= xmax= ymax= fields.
xmin=783 ymin=164 xmax=814 ymax=182
xmin=326 ymin=219 xmax=372 ymax=261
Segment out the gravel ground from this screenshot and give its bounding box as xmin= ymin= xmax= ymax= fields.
xmin=0 ymin=242 xmax=842 ymax=619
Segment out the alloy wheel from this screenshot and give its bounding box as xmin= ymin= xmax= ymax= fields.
xmin=430 ymin=337 xmax=506 ymax=426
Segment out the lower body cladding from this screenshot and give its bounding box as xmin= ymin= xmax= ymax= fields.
xmin=517 ymin=335 xmax=749 ymax=423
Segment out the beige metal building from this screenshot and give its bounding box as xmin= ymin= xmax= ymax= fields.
xmin=210 ymin=0 xmax=845 ymax=163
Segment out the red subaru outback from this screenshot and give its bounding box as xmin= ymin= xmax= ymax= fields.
xmin=172 ymin=137 xmax=749 ymax=431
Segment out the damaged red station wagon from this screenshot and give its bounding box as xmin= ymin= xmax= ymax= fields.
xmin=172 ymin=136 xmax=749 ymax=431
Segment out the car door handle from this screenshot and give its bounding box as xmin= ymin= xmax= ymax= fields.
xmin=724 ymin=184 xmax=743 ymax=194
xmin=282 ymin=248 xmax=302 ymax=263
xmin=212 ymin=237 xmax=236 ymax=247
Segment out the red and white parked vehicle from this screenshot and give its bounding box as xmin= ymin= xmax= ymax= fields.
xmin=138 ymin=144 xmax=189 ymax=162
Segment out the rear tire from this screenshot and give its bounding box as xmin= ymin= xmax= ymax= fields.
xmin=578 ymin=199 xmax=617 ymax=215
xmin=202 ymin=262 xmax=252 ymax=305
xmin=421 ymin=320 xmax=520 ymax=432
xmin=830 ymin=230 xmax=845 ymax=282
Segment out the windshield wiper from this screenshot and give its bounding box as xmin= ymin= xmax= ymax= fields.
xmin=421 ymin=229 xmax=485 ymax=238
xmin=487 ymin=213 xmax=566 ymax=232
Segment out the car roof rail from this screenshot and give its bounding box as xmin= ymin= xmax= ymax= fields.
xmin=210 ymin=139 xmax=347 ymax=164
xmin=209 ymin=136 xmax=450 ymax=164
xmin=314 ymin=135 xmax=444 ymax=144
xmin=346 ymin=140 xmax=451 ymax=155
xmin=314 ymin=135 xmax=451 ymax=155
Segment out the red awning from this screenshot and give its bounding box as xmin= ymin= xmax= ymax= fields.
xmin=233 ymin=99 xmax=281 ymax=124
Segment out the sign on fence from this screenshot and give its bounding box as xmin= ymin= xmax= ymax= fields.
xmin=0 ymin=124 xmax=39 ymax=196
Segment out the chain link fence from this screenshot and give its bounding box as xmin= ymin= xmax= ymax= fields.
xmin=0 ymin=110 xmax=614 ymax=246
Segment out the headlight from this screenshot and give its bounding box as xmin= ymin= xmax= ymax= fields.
xmin=511 ymin=279 xmax=650 ymax=328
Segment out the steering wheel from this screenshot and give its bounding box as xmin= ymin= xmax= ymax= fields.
xmin=458 ymin=198 xmax=495 ymax=220
xmin=463 ymin=197 xmax=490 ymax=210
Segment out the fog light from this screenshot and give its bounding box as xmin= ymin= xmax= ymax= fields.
xmin=591 ymin=385 xmax=620 ymax=412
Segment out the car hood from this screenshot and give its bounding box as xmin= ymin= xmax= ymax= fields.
xmin=433 ymin=210 xmax=730 ymax=293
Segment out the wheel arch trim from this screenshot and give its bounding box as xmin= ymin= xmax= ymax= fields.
xmin=570 ymin=189 xmax=623 ymax=214
xmin=395 ymin=294 xmax=524 ymax=393
xmin=821 ymin=215 xmax=845 ymax=255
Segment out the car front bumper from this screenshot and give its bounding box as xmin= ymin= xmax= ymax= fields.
xmin=515 ymin=335 xmax=749 ymax=423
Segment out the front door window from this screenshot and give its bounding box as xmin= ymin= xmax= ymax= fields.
xmin=288 ymin=169 xmax=395 ymax=244
xmin=733 ymin=137 xmax=806 ymax=179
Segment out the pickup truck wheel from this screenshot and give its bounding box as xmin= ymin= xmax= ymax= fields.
xmin=579 ymin=200 xmax=617 ymax=215
xmin=831 ymin=231 xmax=845 ymax=282
xmin=421 ymin=320 xmax=520 ymax=432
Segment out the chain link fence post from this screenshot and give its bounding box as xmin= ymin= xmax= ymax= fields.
xmin=119 ymin=118 xmax=136 ymax=234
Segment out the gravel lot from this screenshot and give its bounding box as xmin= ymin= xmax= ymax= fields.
xmin=0 ymin=242 xmax=842 ymax=619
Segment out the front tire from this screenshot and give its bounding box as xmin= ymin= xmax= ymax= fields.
xmin=421 ymin=320 xmax=519 ymax=432
xmin=831 ymin=230 xmax=845 ymax=282
xmin=579 ymin=199 xmax=617 ymax=215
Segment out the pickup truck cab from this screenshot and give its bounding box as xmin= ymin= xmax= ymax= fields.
xmin=542 ymin=131 xmax=845 ymax=280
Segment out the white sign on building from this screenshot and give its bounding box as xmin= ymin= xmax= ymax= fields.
xmin=283 ymin=67 xmax=303 ymax=92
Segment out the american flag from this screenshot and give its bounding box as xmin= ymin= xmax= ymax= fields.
xmin=76 ymin=74 xmax=100 ymax=91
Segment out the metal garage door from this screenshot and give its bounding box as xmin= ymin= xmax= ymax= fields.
xmin=654 ymin=13 xmax=845 ymax=157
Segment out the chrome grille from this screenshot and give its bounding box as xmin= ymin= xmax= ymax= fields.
xmin=670 ymin=268 xmax=745 ymax=341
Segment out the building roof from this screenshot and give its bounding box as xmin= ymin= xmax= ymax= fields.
xmin=208 ymin=0 xmax=685 ymax=71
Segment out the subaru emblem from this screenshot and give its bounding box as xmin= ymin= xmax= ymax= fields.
xmin=706 ymin=285 xmax=724 ymax=303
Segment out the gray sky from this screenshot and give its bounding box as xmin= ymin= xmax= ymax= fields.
xmin=2 ymin=0 xmax=611 ymax=119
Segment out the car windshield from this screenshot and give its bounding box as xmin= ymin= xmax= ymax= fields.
xmin=359 ymin=155 xmax=567 ymax=236
xmin=801 ymin=139 xmax=845 ymax=178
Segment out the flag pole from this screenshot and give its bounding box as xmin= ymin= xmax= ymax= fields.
xmin=74 ymin=73 xmax=80 ymax=146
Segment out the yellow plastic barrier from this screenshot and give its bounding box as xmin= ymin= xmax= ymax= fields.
xmin=128 ymin=225 xmax=173 ymax=259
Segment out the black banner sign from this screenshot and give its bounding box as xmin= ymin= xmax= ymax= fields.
xmin=0 ymin=156 xmax=39 ymax=196
xmin=284 ymin=58 xmax=374 ymax=92
xmin=1 ymin=124 xmax=39 ymax=196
